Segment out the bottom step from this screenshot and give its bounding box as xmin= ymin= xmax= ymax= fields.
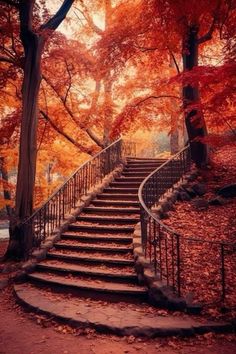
xmin=14 ymin=283 xmax=232 ymax=338
xmin=28 ymin=271 xmax=147 ymax=296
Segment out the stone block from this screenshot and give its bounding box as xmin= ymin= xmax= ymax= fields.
xmin=192 ymin=183 xmax=206 ymax=196
xmin=217 ymin=184 xmax=236 ymax=198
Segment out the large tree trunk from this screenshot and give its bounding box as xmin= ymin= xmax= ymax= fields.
xmin=5 ymin=0 xmax=74 ymax=260
xmin=7 ymin=33 xmax=44 ymax=259
xmin=182 ymin=26 xmax=208 ymax=167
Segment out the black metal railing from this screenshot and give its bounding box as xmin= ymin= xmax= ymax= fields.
xmin=139 ymin=146 xmax=191 ymax=248
xmin=23 ymin=138 xmax=123 ymax=252
xmin=138 ymin=146 xmax=236 ymax=306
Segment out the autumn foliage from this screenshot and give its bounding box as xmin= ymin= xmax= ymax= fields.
xmin=0 ymin=1 xmax=235 ymax=215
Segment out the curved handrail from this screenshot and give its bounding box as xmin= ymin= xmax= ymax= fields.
xmin=25 ymin=138 xmax=122 ymax=222
xmin=138 ymin=146 xmax=235 ymax=304
xmin=22 ymin=138 xmax=124 ymax=253
xmin=138 ymin=146 xmax=189 ymax=236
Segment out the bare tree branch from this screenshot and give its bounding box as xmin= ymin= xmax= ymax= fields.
xmin=41 ymin=0 xmax=74 ymax=31
xmin=168 ymin=48 xmax=180 ymax=74
xmin=40 ymin=110 xmax=94 ymax=155
xmin=198 ymin=0 xmax=221 ymax=44
xmin=0 ymin=55 xmax=15 ymax=64
xmin=64 ymin=59 xmax=72 ymax=104
xmin=42 ymin=74 xmax=104 ymax=148
xmin=134 ymin=44 xmax=159 ymax=52
xmin=132 ymin=95 xmax=181 ymax=107
xmin=74 ymin=4 xmax=103 ymax=35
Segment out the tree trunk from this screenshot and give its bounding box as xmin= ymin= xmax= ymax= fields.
xmin=7 ymin=33 xmax=44 ymax=259
xmin=5 ymin=0 xmax=75 ymax=260
xmin=182 ymin=26 xmax=208 ymax=167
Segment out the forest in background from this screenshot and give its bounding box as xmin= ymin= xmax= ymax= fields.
xmin=0 ymin=0 xmax=235 ymax=215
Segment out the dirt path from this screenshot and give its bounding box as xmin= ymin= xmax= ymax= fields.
xmin=0 ymin=287 xmax=235 ymax=354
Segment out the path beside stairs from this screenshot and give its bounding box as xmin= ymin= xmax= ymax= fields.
xmin=14 ymin=157 xmax=231 ymax=337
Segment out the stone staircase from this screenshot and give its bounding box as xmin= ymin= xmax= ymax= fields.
xmin=14 ymin=156 xmax=232 ymax=337
xmin=21 ymin=157 xmax=166 ymax=302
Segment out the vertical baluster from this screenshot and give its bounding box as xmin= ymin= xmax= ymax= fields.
xmin=159 ymin=224 xmax=162 ymax=280
xmin=70 ymin=179 xmax=72 ymax=207
xmin=176 ymin=233 xmax=181 ymax=296
xmin=153 ymin=220 xmax=157 ymax=274
xmin=89 ymin=162 xmax=92 ymax=189
xmin=58 ymin=190 xmax=61 ymax=226
xmin=43 ymin=206 xmax=47 ymax=241
xmin=52 ymin=198 xmax=55 ymax=231
xmin=73 ymin=175 xmax=75 ymax=208
xmin=171 ymin=233 xmax=175 ymax=289
xmin=149 ymin=217 xmax=152 ymax=264
xmin=62 ymin=187 xmax=65 ymax=219
xmin=68 ymin=180 xmax=70 ymax=209
xmin=81 ymin=168 xmax=84 ymax=195
xmin=165 ymin=233 xmax=169 ymax=285
xmin=56 ymin=191 xmax=60 ymax=227
xmin=221 ymin=243 xmax=225 ymax=302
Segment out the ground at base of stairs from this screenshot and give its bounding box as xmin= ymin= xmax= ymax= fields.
xmin=14 ymin=283 xmax=233 ymax=338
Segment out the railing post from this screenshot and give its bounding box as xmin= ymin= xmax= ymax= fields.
xmin=141 ymin=208 xmax=148 ymax=253
xmin=176 ymin=233 xmax=181 ymax=297
xmin=221 ymin=243 xmax=225 ymax=302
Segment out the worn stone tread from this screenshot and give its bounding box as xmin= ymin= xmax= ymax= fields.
xmin=61 ymin=232 xmax=133 ymax=243
xmin=37 ymin=260 xmax=137 ymax=280
xmin=27 ymin=272 xmax=147 ymax=294
xmin=54 ymin=241 xmax=132 ymax=253
xmin=68 ymin=224 xmax=134 ymax=233
xmin=83 ymin=206 xmax=140 ymax=214
xmin=103 ymin=187 xmax=138 ymax=194
xmin=76 ymin=215 xmax=139 ymax=224
xmin=47 ymin=250 xmax=135 ymax=265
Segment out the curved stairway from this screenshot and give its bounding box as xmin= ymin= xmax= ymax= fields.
xmin=21 ymin=157 xmax=166 ymax=302
xmin=14 ymin=156 xmax=231 ymax=336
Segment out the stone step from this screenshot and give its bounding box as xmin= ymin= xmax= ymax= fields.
xmin=126 ymin=161 xmax=164 ymax=165
xmin=27 ymin=272 xmax=147 ymax=297
xmin=68 ymin=223 xmax=134 ymax=234
xmin=82 ymin=206 xmax=140 ymax=215
xmin=91 ymin=200 xmax=139 ymax=208
xmin=110 ymin=182 xmax=141 ymax=188
xmin=15 ymin=283 xmax=231 ymax=337
xmin=36 ymin=260 xmax=137 ymax=282
xmin=61 ymin=232 xmax=133 ymax=244
xmin=96 ymin=194 xmax=139 ymax=201
xmin=47 ymin=250 xmax=135 ymax=266
xmin=127 ymin=157 xmax=166 ymax=162
xmin=125 ymin=163 xmax=162 ymax=170
xmin=115 ymin=176 xmax=144 ymax=183
xmin=123 ymin=167 xmax=159 ymax=172
xmin=54 ymin=241 xmax=132 ymax=254
xmin=103 ymin=187 xmax=138 ymax=194
xmin=76 ymin=215 xmax=139 ymax=225
xmin=122 ymin=172 xmax=151 ymax=177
